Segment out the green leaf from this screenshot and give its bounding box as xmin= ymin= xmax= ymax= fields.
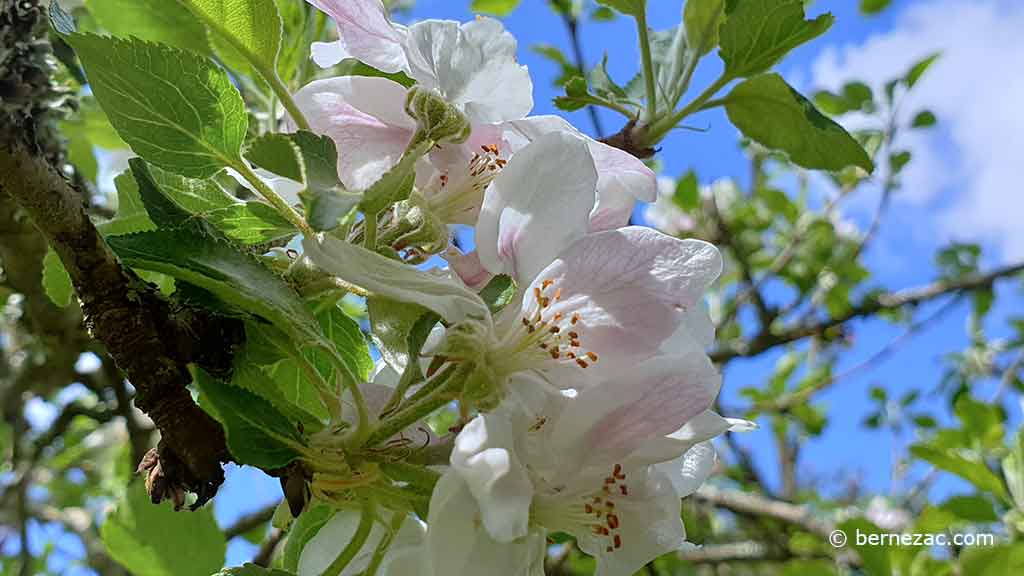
xmin=905 ymin=52 xmax=941 ymax=88
xmin=216 ymin=564 xmax=295 ymax=576
xmin=58 ymin=33 xmax=247 ymax=178
xmin=84 ymin=0 xmax=211 ymax=55
xmin=532 ymin=44 xmax=580 ymax=87
xmin=910 ymin=444 xmax=1010 ymax=503
xmin=282 ymin=504 xmax=335 ymax=572
xmin=246 ymin=134 xmax=304 ymax=182
xmin=479 ymin=275 xmax=517 ymax=315
xmin=196 ymin=368 xmax=305 ymax=468
xmin=912 ymin=110 xmax=937 ymax=128
xmin=367 ymin=297 xmax=432 ymax=375
xmin=940 ymin=494 xmax=998 ymax=523
xmin=685 ymin=0 xmax=727 ymax=56
xmin=649 ymin=26 xmax=688 ymax=109
xmin=724 ymin=74 xmax=874 ymax=172
xmin=718 ymin=0 xmax=833 ymax=78
xmin=960 ymin=544 xmax=1024 ymax=576
xmin=835 ymin=518 xmax=892 ymax=576
xmin=589 ymin=55 xmax=629 ymax=102
xmin=179 ymin=0 xmax=283 ymax=77
xmin=673 ymin=170 xmax=700 ymax=210
xmin=360 ymin=142 xmax=430 ymax=215
xmin=136 ymin=160 xmax=295 ymax=244
xmin=106 ymin=226 xmax=325 ymax=352
xmin=101 ymin=482 xmax=225 ymax=576
xmin=471 ymin=0 xmax=522 ymax=16
xmin=889 ymin=150 xmax=912 ymax=174
xmin=42 ymin=249 xmax=73 ymax=308
xmin=595 ymin=0 xmax=645 ymax=17
xmin=860 ymin=0 xmax=892 ymax=15
xmin=230 ymin=356 xmax=326 ymax=434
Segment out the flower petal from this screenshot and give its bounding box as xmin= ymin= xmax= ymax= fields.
xmin=298 ymin=509 xmax=425 ymax=576
xmin=404 ymin=18 xmax=532 ymax=123
xmin=550 ymin=353 xmax=719 ymax=471
xmin=524 ymin=227 xmax=722 ymax=375
xmin=451 ymin=413 xmax=534 ymax=542
xmin=302 ymin=234 xmax=490 ymax=323
xmin=443 ymin=247 xmax=493 ymax=290
xmin=476 ymin=130 xmax=597 ymax=284
xmin=294 ymin=76 xmax=415 ymax=190
xmin=427 ymin=472 xmax=546 ymax=576
xmin=502 ymin=116 xmax=657 ymax=230
xmin=574 ymin=466 xmax=686 ymax=576
xmin=310 ymin=39 xmax=350 ymax=69
xmin=655 ymin=441 xmax=717 ymax=498
xmin=307 ymin=0 xmax=409 ymax=73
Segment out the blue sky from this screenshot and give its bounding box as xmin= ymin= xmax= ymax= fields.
xmin=28 ymin=0 xmax=1024 ymax=571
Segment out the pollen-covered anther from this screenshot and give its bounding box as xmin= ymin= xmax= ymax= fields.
xmin=517 ymin=279 xmax=599 ymax=369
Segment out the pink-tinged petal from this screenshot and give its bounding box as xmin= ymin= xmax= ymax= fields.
xmin=451 ymin=414 xmax=534 ymax=542
xmin=310 ymin=40 xmax=350 ymax=68
xmin=621 ymin=410 xmax=748 ymax=470
xmin=573 ymin=466 xmax=686 ymax=576
xmin=654 ymin=441 xmax=717 ymax=498
xmin=427 ymin=472 xmax=547 ymax=576
xmin=307 ymin=0 xmax=408 ymax=74
xmin=298 ymin=510 xmax=424 ymax=576
xmin=476 ymin=131 xmax=596 ymax=284
xmin=550 ymin=353 xmax=719 ymax=471
xmin=523 ymin=227 xmax=722 ymax=375
xmin=443 ymin=247 xmax=493 ymax=290
xmin=502 ymin=116 xmax=657 ymax=230
xmin=294 ymin=76 xmax=416 ymax=190
xmin=404 ymin=19 xmax=532 ymax=123
xmin=302 ymin=234 xmax=490 ymax=323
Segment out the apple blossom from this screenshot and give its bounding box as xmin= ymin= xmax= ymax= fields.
xmin=427 ymin=352 xmax=746 ymax=576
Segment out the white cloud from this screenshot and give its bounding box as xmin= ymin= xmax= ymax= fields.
xmin=810 ymin=0 xmax=1024 ymax=261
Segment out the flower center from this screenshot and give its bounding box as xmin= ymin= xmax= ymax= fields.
xmin=427 ymin=144 xmax=506 ymax=222
xmin=532 ymin=463 xmax=629 ymax=554
xmin=492 ymin=277 xmax=600 ymax=377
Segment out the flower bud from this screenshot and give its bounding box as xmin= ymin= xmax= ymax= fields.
xmin=405 ymin=87 xmax=471 ymax=145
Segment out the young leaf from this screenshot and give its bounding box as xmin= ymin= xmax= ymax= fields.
xmin=595 ymin=0 xmax=646 ymax=17
xmin=471 ymin=0 xmax=523 ymax=16
xmin=84 ymin=0 xmax=211 ymax=55
xmin=724 ymin=74 xmax=873 ymax=172
xmin=57 ymin=33 xmax=247 ymax=178
xmin=216 ymin=565 xmax=295 ymax=576
xmin=282 ymin=504 xmax=335 ymax=572
xmin=718 ymin=0 xmax=833 ymax=78
xmin=42 ymin=249 xmax=73 ymax=308
xmin=106 ymin=226 xmax=325 ymax=351
xmin=98 ymin=170 xmax=157 ymax=236
xmin=195 ymin=369 xmax=306 ymax=468
xmin=359 ymin=142 xmax=430 ymax=215
xmin=905 ymin=52 xmax=941 ymax=88
xmin=101 ymin=482 xmax=226 ymax=576
xmin=178 ymin=0 xmax=283 ymax=77
xmin=685 ymin=0 xmax=727 ymax=56
xmin=246 ymin=134 xmax=304 ymax=183
xmin=910 ymin=443 xmax=1011 ymax=504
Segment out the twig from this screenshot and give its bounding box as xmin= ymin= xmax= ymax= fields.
xmin=712 ymin=261 xmax=1024 ymax=363
xmin=252 ymin=529 xmax=285 ymax=567
xmin=692 ymin=485 xmax=833 ymax=537
xmin=224 ymin=501 xmax=280 ymax=540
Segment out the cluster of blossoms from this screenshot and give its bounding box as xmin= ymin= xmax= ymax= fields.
xmin=288 ymin=1 xmax=752 ymax=574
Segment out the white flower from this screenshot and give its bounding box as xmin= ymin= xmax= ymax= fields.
xmin=298 ymin=509 xmax=426 ymax=576
xmin=306 ymin=1 xmax=532 ymax=123
xmin=427 ymin=351 xmax=745 ymax=576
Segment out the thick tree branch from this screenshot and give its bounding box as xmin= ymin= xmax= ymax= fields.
xmin=692 ymin=485 xmax=833 ymax=537
xmin=0 ymin=137 xmax=240 ymax=507
xmin=711 ymin=262 xmax=1024 ymax=363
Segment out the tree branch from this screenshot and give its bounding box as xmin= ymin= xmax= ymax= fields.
xmin=224 ymin=501 xmax=280 ymax=540
xmin=711 ymin=262 xmax=1024 ymax=363
xmin=692 ymin=485 xmax=833 ymax=537
xmin=0 ymin=136 xmax=242 ymax=507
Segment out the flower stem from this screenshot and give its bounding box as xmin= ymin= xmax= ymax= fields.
xmin=364 ymin=512 xmax=406 ymax=576
xmin=363 ymin=210 xmax=378 ymax=250
xmin=636 ymin=9 xmax=658 ymax=124
xmin=323 ymin=500 xmax=376 ymax=576
xmin=645 ymin=74 xmax=733 ymax=146
xmin=266 ymin=69 xmax=312 ymax=131
xmin=232 ymin=161 xmax=314 ymax=238
xmin=366 ymin=366 xmax=458 ymax=447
